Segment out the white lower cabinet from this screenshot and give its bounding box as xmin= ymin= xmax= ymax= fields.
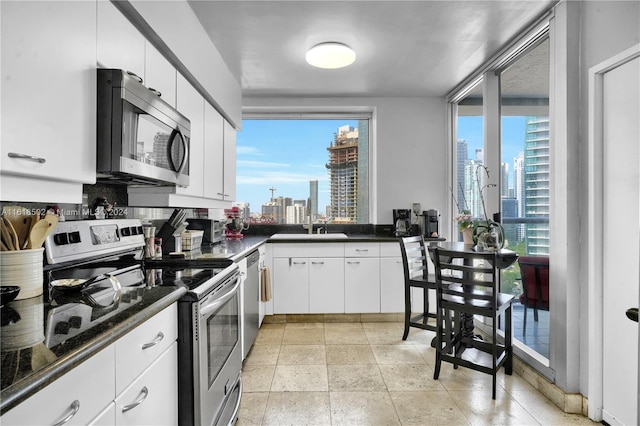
xmin=345 ymin=258 xmax=380 ymax=313
xmin=269 ymin=241 xmax=408 ymax=315
xmin=1 ymin=304 xmax=179 ymax=426
xmin=380 ymin=243 xmax=405 ymax=313
xmin=1 ymin=346 xmax=115 ymax=426
xmin=273 ymin=257 xmax=310 ymax=313
xmin=309 ymin=258 xmax=344 ymax=313
xmin=114 ymin=343 xmax=178 ymax=425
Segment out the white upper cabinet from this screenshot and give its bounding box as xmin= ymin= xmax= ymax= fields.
xmin=144 ymin=43 xmax=177 ymax=108
xmin=0 ymin=1 xmax=97 ymax=203
xmin=97 ymin=0 xmax=145 ymax=79
xmin=204 ymin=104 xmax=225 ymax=200
xmin=175 ymin=74 xmax=205 ymax=198
xmin=222 ymin=120 xmax=237 ymax=201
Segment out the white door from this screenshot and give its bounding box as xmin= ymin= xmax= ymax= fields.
xmin=602 ymin=55 xmax=640 ymax=426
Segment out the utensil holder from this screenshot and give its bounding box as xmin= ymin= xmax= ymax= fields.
xmin=0 ymin=248 xmax=44 ymax=299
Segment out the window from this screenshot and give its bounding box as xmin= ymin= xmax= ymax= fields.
xmin=449 ymin=24 xmax=551 ymax=370
xmin=236 ymin=118 xmax=370 ymax=225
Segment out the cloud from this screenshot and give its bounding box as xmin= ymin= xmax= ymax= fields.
xmin=236 ymin=146 xmax=263 ymax=156
xmin=237 ymin=170 xmax=328 ymax=185
xmin=237 ymin=160 xmax=290 ymax=168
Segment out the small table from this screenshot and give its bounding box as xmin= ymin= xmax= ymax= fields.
xmin=427 ymin=241 xmax=518 ymax=345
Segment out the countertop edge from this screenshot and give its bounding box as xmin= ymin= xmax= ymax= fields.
xmin=0 ymin=286 xmax=187 ymax=415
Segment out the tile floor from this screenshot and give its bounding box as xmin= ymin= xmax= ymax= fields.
xmin=238 ymin=321 xmax=597 ymax=425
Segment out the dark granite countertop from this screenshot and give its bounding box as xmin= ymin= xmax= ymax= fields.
xmin=0 ymin=283 xmax=186 ymax=414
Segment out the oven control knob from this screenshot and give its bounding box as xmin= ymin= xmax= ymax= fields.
xmin=68 ymin=231 xmax=81 ymax=244
xmin=120 ymin=227 xmax=131 ymax=237
xmin=69 ymin=316 xmax=82 ymax=329
xmin=121 ymin=293 xmax=132 ymax=303
xmin=53 ymin=233 xmax=69 ymax=245
xmin=54 ymin=321 xmax=71 ymax=335
xmin=136 ymin=226 xmax=143 ymax=235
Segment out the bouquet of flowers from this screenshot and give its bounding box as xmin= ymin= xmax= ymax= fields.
xmin=454 ymin=210 xmax=474 ymax=232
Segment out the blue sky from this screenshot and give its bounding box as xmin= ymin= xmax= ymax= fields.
xmin=236 ymin=117 xmax=527 ymax=213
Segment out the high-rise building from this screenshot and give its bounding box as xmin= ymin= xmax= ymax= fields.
xmin=501 ymin=162 xmax=510 ymax=197
xmin=456 ymin=140 xmax=469 ymax=211
xmin=523 ymin=116 xmax=550 ymax=255
xmin=464 ymin=160 xmax=484 ymax=219
xmin=514 ymin=152 xmax=525 ymax=217
xmin=309 ymin=180 xmax=318 ymax=217
xmin=327 ymin=125 xmax=359 ymax=223
xmin=356 ymin=120 xmax=369 ymax=224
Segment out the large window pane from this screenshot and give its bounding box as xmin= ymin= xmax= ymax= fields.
xmin=499 ymin=38 xmax=550 ymax=361
xmin=236 ymin=119 xmax=370 ymax=225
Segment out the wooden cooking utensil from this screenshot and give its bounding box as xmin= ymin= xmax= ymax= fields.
xmin=28 ymin=220 xmax=51 ymax=249
xmin=2 ymin=218 xmax=20 ymax=251
xmin=0 ymin=218 xmax=15 ymax=251
xmin=2 ymin=206 xmax=30 ymax=247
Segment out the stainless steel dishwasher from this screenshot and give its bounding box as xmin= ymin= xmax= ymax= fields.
xmin=243 ymin=250 xmax=260 ymax=359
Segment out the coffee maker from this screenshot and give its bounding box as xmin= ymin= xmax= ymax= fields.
xmin=422 ymin=209 xmax=440 ymax=238
xmin=393 ymin=209 xmax=412 ymax=237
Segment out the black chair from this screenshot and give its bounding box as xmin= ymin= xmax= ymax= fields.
xmin=517 ymin=256 xmax=549 ymax=336
xmin=431 ymin=247 xmax=514 ymax=399
xmin=399 ymin=236 xmax=437 ymax=340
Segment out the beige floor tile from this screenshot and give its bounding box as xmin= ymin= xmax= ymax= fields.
xmin=389 ymin=390 xmax=471 ymax=425
xmin=236 ymin=391 xmax=268 ymax=426
xmin=242 ymin=365 xmax=276 ymax=392
xmin=510 ymin=389 xmax=600 ymax=425
xmin=448 ymin=389 xmax=540 ymax=425
xmin=282 ymin=328 xmax=326 ymax=345
xmin=364 ymin=328 xmax=412 ymax=345
xmin=413 ymin=343 xmax=437 ymax=367
xmin=328 ymin=364 xmax=387 ymax=391
xmin=324 ymin=327 xmax=369 ymax=345
xmin=284 ymin=322 xmax=324 ymax=330
xmin=270 ymin=364 xmax=329 ymax=391
xmin=361 ymin=321 xmax=403 ymax=330
xmin=379 ymin=364 xmax=444 ymax=391
xmin=326 ymin=344 xmax=377 ymax=365
xmin=262 ymin=391 xmax=331 ymax=426
xmin=407 ymin=327 xmax=437 ymax=345
xmin=277 ymin=344 xmax=326 ymax=365
xmin=254 ymin=325 xmax=285 ymax=345
xmin=370 ymin=344 xmax=426 ymax=364
xmin=243 ymin=344 xmax=280 ymax=366
xmin=329 ymin=391 xmax=401 ymax=425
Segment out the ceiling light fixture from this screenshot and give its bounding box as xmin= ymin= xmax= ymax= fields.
xmin=305 ymin=42 xmax=356 ymax=69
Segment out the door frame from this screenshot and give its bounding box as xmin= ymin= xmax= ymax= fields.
xmin=587 ymin=43 xmax=640 ymax=422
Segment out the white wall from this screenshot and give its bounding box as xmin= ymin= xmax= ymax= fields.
xmin=564 ymin=0 xmax=640 ymax=399
xmin=242 ymin=96 xmax=448 ymax=228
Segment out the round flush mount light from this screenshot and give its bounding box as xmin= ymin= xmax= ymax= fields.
xmin=305 ymin=42 xmax=356 ymax=69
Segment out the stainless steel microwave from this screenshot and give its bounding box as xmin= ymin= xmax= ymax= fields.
xmin=97 ymin=68 xmax=190 ymax=187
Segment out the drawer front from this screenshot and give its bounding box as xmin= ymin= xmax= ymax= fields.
xmin=1 ymin=346 xmax=115 ymax=426
xmin=379 ymin=242 xmax=401 ymax=257
xmin=345 ymin=243 xmax=380 ymax=257
xmin=115 ymin=343 xmax=178 ymax=425
xmin=115 ymin=304 xmax=177 ymax=394
xmin=272 ymin=243 xmax=344 ymax=258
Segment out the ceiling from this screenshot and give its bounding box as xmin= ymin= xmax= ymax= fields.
xmin=187 ymin=1 xmax=556 ymax=99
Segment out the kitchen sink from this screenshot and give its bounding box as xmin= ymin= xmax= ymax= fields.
xmin=269 ymin=233 xmax=349 ymax=240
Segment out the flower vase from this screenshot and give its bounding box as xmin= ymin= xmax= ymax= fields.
xmin=462 ymin=227 xmax=474 ymax=245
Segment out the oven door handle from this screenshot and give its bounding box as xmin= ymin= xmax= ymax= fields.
xmin=200 ymin=277 xmax=240 ymax=318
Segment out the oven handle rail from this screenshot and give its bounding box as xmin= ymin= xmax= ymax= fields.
xmin=221 ymin=375 xmax=243 ymax=426
xmin=200 ymin=276 xmax=240 ymax=318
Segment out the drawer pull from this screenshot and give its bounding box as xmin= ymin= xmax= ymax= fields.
xmin=355 ymin=249 xmax=369 ymax=253
xmin=8 ymin=152 xmax=46 ymax=164
xmin=52 ymin=400 xmax=80 ymax=426
xmin=122 ymin=386 xmax=149 ymax=413
xmin=347 ymin=261 xmax=361 ymax=265
xmin=141 ymin=332 xmax=164 ymax=350
xmin=311 ymin=261 xmax=325 ymax=265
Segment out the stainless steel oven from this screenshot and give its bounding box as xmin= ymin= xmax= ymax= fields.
xmin=178 ymin=265 xmax=243 ymax=426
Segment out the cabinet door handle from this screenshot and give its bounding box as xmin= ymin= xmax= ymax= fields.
xmin=291 ymin=261 xmax=307 ymax=265
xmin=311 ymin=261 xmax=325 ymax=265
xmin=52 ymin=400 xmax=80 ymax=426
xmin=347 ymin=261 xmax=360 ymax=265
xmin=122 ymin=386 xmax=149 ymax=413
xmin=8 ymin=152 xmax=46 ymax=164
xmin=355 ymin=249 xmax=369 ymax=253
xmin=141 ymin=332 xmax=164 ymax=350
